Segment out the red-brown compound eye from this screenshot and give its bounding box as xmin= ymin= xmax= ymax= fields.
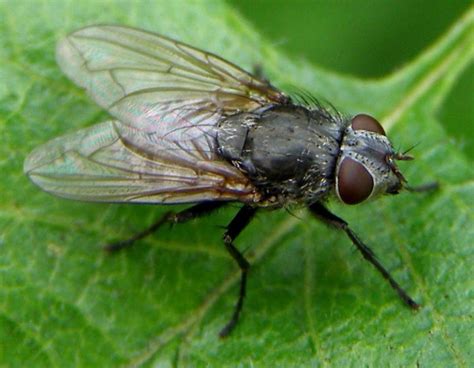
xmin=351 ymin=114 xmax=385 ymax=135
xmin=337 ymin=157 xmax=374 ymax=204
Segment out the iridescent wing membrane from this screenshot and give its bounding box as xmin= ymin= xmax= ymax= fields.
xmin=24 ymin=25 xmax=289 ymax=203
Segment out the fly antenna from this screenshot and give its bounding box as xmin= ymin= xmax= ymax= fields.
xmin=402 ymin=141 xmax=421 ymax=156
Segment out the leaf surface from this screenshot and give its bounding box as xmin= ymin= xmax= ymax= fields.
xmin=0 ymin=1 xmax=472 ymax=366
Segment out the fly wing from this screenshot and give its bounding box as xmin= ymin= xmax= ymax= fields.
xmin=24 ymin=120 xmax=258 ymax=203
xmin=56 ymin=25 xmax=289 ymax=141
xmin=28 ymin=25 xmax=289 ymax=204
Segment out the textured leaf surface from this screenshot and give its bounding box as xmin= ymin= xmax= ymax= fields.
xmin=0 ymin=1 xmax=473 ymax=367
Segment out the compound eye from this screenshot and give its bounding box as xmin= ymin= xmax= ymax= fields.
xmin=337 ymin=157 xmax=374 ymax=204
xmin=351 ymin=114 xmax=385 ymax=135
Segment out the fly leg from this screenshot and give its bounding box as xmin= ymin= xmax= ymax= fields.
xmin=104 ymin=202 xmax=226 ymax=252
xmin=309 ymin=202 xmax=420 ymax=309
xmin=406 ymin=182 xmax=439 ymax=192
xmin=253 ymin=64 xmax=269 ymax=83
xmin=219 ymin=205 xmax=257 ymax=338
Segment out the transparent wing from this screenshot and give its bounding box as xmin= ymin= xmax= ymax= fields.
xmin=26 ymin=25 xmax=293 ymax=204
xmin=24 ymin=120 xmax=258 ymax=204
xmin=56 ymin=25 xmax=289 ymax=141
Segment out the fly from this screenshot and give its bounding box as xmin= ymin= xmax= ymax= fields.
xmin=24 ymin=25 xmax=436 ymax=337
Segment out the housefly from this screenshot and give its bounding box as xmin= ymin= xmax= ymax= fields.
xmin=24 ymin=25 xmax=434 ymax=337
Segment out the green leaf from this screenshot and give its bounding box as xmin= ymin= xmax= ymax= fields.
xmin=1 ymin=1 xmax=473 ymax=366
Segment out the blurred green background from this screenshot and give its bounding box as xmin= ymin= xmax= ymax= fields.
xmin=232 ymin=0 xmax=473 ymax=158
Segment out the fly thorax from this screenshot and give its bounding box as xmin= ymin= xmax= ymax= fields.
xmin=217 ymin=105 xmax=342 ymax=204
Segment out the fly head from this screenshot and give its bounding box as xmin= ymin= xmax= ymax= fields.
xmin=335 ymin=114 xmax=412 ymax=205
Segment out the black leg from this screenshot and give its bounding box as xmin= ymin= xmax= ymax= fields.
xmin=309 ymin=202 xmax=420 ymax=310
xmin=104 ymin=202 xmax=226 ymax=252
xmin=252 ymin=64 xmax=269 ymax=83
xmin=406 ymin=181 xmax=439 ymax=193
xmin=219 ymin=205 xmax=257 ymax=338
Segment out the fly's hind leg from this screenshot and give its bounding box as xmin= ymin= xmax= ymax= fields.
xmin=219 ymin=205 xmax=257 ymax=338
xmin=252 ymin=64 xmax=269 ymax=84
xmin=104 ymin=202 xmax=226 ymax=252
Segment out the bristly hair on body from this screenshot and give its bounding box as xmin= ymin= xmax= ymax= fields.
xmin=287 ymin=86 xmax=345 ymax=127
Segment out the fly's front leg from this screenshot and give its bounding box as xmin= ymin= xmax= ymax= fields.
xmin=219 ymin=205 xmax=257 ymax=338
xmin=406 ymin=182 xmax=439 ymax=193
xmin=309 ymin=202 xmax=420 ymax=309
xmin=104 ymin=202 xmax=226 ymax=252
